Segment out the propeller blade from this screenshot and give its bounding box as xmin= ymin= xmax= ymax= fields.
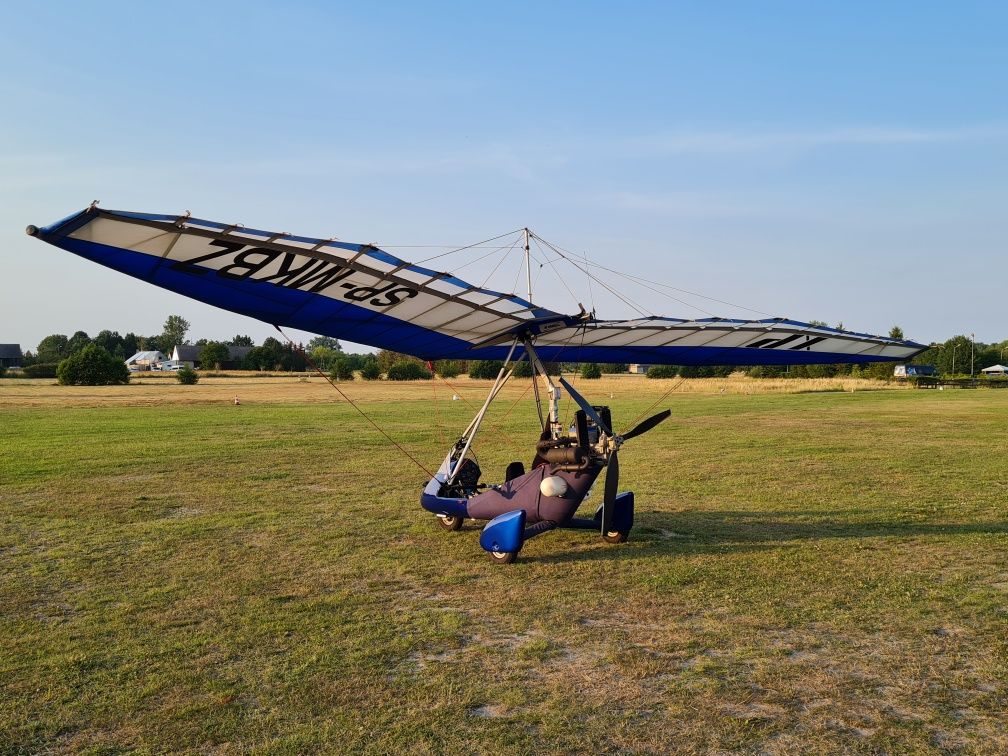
xmin=558 ymin=376 xmax=612 ymax=435
xmin=620 ymin=409 xmax=671 ymax=441
xmin=601 ymin=449 xmax=619 ymax=535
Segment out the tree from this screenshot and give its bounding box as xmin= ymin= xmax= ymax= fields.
xmin=377 ymin=349 xmax=417 ymax=372
xmin=176 ymin=366 xmax=199 ymax=384
xmin=889 ymin=325 xmax=905 ymax=341
xmin=511 ymin=360 xmax=534 ymax=378
xmin=122 ymin=333 xmax=140 ymax=357
xmin=230 ymin=335 xmax=255 ymax=347
xmin=387 ymin=360 xmax=431 ymax=380
xmin=57 ymin=344 xmax=129 ymax=385
xmin=926 ymin=335 xmax=974 ymax=376
xmin=199 ymin=341 xmax=230 ymax=370
xmin=161 ymin=315 xmax=190 ymax=349
xmin=435 ymin=360 xmax=462 ymax=378
xmin=142 ymin=334 xmax=169 ymax=353
xmin=308 ymin=335 xmax=342 ymax=352
xmin=580 ymin=363 xmax=602 ymax=379
xmin=647 ymin=365 xmax=678 ymax=379
xmin=468 ymin=360 xmax=504 ymax=380
xmin=331 ymin=358 xmax=355 ymax=381
xmin=310 ymin=346 xmax=340 ymax=371
xmin=360 ymin=360 xmax=382 ymax=380
xmin=67 ymin=330 xmax=91 ymax=355
xmin=93 ymin=330 xmax=126 ymax=360
xmin=242 ymin=337 xmax=306 ymax=371
xmin=36 ymin=334 xmax=70 ymax=363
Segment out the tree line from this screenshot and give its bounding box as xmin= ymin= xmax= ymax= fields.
xmin=13 ymin=316 xmax=1008 ymax=384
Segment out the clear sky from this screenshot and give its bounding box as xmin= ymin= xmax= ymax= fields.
xmin=2 ymin=1 xmax=1005 ymax=352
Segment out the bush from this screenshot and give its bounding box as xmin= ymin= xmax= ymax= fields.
xmin=331 ymin=358 xmax=355 ymax=382
xmin=386 ymin=360 xmax=432 ymax=381
xmin=601 ymin=363 xmax=628 ymax=373
xmin=511 ymin=360 xmax=534 ymax=378
xmin=468 ymin=360 xmax=504 ymax=380
xmin=745 ymin=365 xmax=785 ymax=378
xmin=580 ymin=363 xmax=602 ymax=379
xmin=56 ymin=344 xmax=129 ymax=385
xmin=435 ymin=360 xmax=462 ymax=378
xmin=176 ymin=366 xmax=199 ymax=384
xmin=360 ymin=361 xmax=381 ymax=380
xmin=0 ymin=366 xmax=6 ymax=378
xmin=199 ymin=341 xmax=230 ymax=370
xmin=22 ymin=363 xmax=60 ymax=379
xmin=647 ymin=365 xmax=679 ymax=379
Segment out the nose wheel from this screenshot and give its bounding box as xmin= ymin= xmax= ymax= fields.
xmin=489 ymin=549 xmax=518 ymax=564
xmin=437 ymin=515 xmax=464 ymax=531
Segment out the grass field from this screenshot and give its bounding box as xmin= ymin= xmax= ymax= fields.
xmin=2 ymin=375 xmax=1006 ymax=754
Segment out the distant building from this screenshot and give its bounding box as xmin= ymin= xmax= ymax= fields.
xmin=628 ymin=363 xmax=651 ymax=374
xmin=980 ymin=364 xmax=1008 ymax=376
xmin=171 ymin=345 xmax=200 ymax=368
xmin=171 ymin=344 xmax=253 ymax=369
xmin=125 ymin=350 xmax=167 ymax=371
xmin=0 ymin=344 xmax=23 ymax=368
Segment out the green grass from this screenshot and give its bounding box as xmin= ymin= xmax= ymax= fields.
xmin=2 ymin=382 xmax=1007 ymax=753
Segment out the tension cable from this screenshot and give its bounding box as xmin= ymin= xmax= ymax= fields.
xmin=274 ymin=326 xmax=435 ymax=478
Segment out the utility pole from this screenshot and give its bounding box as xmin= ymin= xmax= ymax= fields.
xmin=970 ymin=333 xmax=975 ymax=380
xmin=523 ymin=227 xmax=532 ymax=304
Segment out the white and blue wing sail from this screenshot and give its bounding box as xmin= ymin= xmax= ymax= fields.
xmin=28 ymin=207 xmax=926 ymax=365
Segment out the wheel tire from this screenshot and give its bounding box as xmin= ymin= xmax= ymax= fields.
xmin=489 ymin=549 xmax=518 ymax=564
xmin=602 ymin=530 xmax=628 ymax=544
xmin=437 ymin=515 xmax=464 ymax=531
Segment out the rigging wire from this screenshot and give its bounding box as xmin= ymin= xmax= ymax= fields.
xmin=426 ymin=361 xmax=446 ymax=449
xmin=620 ymin=375 xmax=689 ymax=436
xmin=273 ymin=326 xmax=434 ymax=478
xmin=531 ymin=233 xmax=772 ymax=318
xmin=413 ymin=229 xmax=524 ymax=265
xmin=530 ymin=232 xmax=653 ymax=318
xmin=530 ymin=236 xmax=582 ymax=312
xmin=479 ymin=236 xmax=522 ymax=289
xmin=452 ymin=241 xmax=519 ymax=274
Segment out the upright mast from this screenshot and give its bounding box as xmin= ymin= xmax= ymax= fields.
xmin=523 ymin=227 xmax=532 ymax=303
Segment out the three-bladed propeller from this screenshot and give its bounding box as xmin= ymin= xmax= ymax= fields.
xmin=557 ymin=378 xmax=671 ymax=535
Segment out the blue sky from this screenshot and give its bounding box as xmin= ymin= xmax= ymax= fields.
xmin=2 ymin=1 xmax=1006 ymax=351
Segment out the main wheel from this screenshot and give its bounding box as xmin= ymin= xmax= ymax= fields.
xmin=489 ymin=549 xmax=518 ymax=564
xmin=602 ymin=530 xmax=628 ymax=544
xmin=437 ymin=515 xmax=464 ymax=531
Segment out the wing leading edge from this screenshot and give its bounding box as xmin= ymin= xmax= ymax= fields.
xmin=28 ymin=206 xmax=927 ymax=366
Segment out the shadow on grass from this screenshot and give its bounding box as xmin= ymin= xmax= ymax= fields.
xmin=524 ymin=510 xmax=1008 ymax=564
xmin=640 ymin=510 xmax=1008 ymax=543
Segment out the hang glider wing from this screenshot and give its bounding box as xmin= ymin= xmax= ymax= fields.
xmin=28 ymin=207 xmax=926 ymax=366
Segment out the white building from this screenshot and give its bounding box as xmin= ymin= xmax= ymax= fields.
xmin=125 ymin=350 xmax=167 ymax=371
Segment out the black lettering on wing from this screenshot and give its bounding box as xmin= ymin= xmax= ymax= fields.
xmin=289 ymin=262 xmax=355 ymax=292
xmin=170 ymin=239 xmax=245 ymax=275
xmin=371 ymin=288 xmax=418 ymax=307
xmin=257 ymin=253 xmax=326 ymax=286
xmin=343 ymin=281 xmax=397 ymax=302
xmin=218 ymin=247 xmax=282 ymax=280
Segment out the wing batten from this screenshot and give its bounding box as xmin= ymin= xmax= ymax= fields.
xmin=29 ymin=206 xmax=927 ymax=365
